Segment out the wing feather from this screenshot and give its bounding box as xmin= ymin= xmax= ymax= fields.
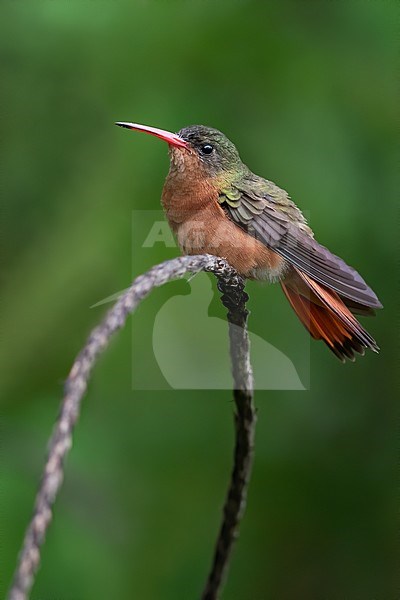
xmin=220 ymin=181 xmax=382 ymax=310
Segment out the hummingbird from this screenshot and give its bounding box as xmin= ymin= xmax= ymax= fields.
xmin=116 ymin=122 xmax=382 ymax=362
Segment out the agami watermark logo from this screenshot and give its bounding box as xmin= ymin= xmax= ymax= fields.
xmin=91 ymin=210 xmax=308 ymax=391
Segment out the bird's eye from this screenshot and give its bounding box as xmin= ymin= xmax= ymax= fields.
xmin=200 ymin=144 xmax=214 ymax=155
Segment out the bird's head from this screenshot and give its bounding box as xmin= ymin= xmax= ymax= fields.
xmin=115 ymin=122 xmax=244 ymax=181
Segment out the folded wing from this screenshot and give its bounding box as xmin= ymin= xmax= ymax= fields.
xmin=220 ymin=180 xmax=382 ymax=310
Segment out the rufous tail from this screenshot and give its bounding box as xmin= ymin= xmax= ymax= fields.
xmin=281 ymin=269 xmax=379 ymax=362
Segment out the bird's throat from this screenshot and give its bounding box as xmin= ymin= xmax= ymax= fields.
xmin=161 ymin=167 xmax=285 ymax=279
xmin=162 ymin=150 xmax=220 ymax=222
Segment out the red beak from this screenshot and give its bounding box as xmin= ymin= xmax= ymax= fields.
xmin=115 ymin=122 xmax=188 ymax=149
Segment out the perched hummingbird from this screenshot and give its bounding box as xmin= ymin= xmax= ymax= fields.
xmin=116 ymin=122 xmax=382 ymax=362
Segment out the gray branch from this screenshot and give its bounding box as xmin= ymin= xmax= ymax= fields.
xmin=201 ymin=275 xmax=256 ymax=600
xmin=8 ymin=254 xmax=255 ymax=600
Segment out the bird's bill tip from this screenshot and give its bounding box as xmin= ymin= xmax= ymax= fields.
xmin=115 ymin=121 xmax=188 ymax=149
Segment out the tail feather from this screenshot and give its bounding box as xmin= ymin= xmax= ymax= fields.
xmin=281 ymin=269 xmax=379 ymax=362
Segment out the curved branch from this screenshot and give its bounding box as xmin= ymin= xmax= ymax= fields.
xmin=8 ymin=254 xmax=253 ymax=600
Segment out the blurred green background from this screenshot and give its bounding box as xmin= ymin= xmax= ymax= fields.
xmin=1 ymin=1 xmax=397 ymax=598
